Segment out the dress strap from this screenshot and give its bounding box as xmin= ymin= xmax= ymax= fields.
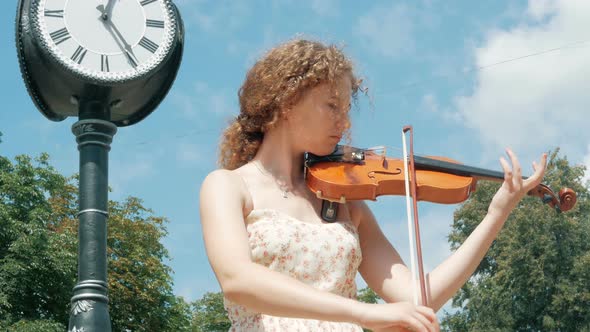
xmin=234 ymin=167 xmax=255 ymax=216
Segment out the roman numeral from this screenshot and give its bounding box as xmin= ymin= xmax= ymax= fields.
xmin=140 ymin=0 xmax=157 ymax=6
xmin=125 ymin=51 xmax=138 ymax=68
xmin=50 ymin=27 xmax=70 ymax=45
xmin=71 ymin=46 xmax=87 ymax=64
xmin=139 ymin=36 xmax=158 ymax=53
xmin=146 ymin=19 xmax=164 ymax=28
xmin=44 ymin=9 xmax=64 ymax=18
xmin=101 ymin=54 xmax=110 ymax=72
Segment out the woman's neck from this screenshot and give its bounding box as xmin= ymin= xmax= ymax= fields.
xmin=252 ymin=126 xmax=305 ymax=190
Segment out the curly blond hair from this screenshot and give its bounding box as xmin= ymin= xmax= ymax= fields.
xmin=218 ymin=38 xmax=362 ymax=170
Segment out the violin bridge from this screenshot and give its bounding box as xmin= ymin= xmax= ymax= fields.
xmin=367 ymin=145 xmax=387 ymax=157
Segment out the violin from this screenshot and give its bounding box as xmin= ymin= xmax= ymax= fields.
xmin=304 ymin=144 xmax=577 ymax=213
xmin=304 ymin=126 xmax=577 ymax=316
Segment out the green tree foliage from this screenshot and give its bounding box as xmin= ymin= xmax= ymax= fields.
xmin=1 ymin=319 xmax=65 ymax=332
xmin=357 ymin=287 xmax=381 ymax=332
xmin=0 ymin=153 xmax=77 ymax=328
xmin=357 ymin=286 xmax=381 ymax=304
xmin=441 ymin=150 xmax=590 ymax=331
xmin=106 ymin=197 xmax=193 ymax=331
xmin=0 ymin=152 xmax=192 ymax=330
xmin=191 ymin=291 xmax=231 ymax=332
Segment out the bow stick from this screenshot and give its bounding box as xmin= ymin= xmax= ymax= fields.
xmin=402 ymin=125 xmax=428 ymax=306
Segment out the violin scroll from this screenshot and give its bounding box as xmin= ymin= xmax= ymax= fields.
xmin=527 ymin=184 xmax=577 ymax=212
xmin=558 ymin=188 xmax=577 ymax=212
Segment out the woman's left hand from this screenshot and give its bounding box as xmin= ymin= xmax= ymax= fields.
xmin=487 ymin=148 xmax=547 ymax=218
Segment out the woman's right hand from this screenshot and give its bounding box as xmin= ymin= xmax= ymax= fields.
xmin=355 ymin=301 xmax=439 ymax=332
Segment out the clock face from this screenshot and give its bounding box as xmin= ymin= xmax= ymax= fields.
xmin=36 ymin=0 xmax=176 ymax=82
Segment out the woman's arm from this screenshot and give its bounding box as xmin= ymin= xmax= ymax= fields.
xmin=200 ymin=169 xmax=360 ymax=323
xmin=357 ymin=150 xmax=547 ymax=311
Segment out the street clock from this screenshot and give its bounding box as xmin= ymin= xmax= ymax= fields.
xmin=17 ymin=0 xmax=184 ymax=125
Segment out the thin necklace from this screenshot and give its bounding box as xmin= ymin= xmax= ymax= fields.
xmin=253 ymin=160 xmax=290 ymax=198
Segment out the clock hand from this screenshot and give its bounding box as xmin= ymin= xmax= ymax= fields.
xmin=96 ymin=0 xmax=116 ymax=21
xmin=104 ymin=0 xmax=116 ymax=20
xmin=100 ymin=19 xmax=139 ymax=67
xmin=97 ymin=1 xmax=139 ymax=68
xmin=96 ymin=5 xmax=106 ymax=20
xmin=106 ymin=19 xmax=138 ymax=61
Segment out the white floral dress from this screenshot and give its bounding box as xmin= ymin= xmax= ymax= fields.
xmin=224 ymin=209 xmax=364 ymax=331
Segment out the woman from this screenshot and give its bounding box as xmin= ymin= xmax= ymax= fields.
xmin=199 ymin=38 xmax=547 ymax=332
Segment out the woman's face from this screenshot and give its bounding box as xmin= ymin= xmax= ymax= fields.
xmin=285 ymin=75 xmax=352 ymax=156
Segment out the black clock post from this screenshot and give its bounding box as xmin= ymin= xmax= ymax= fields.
xmin=15 ymin=1 xmax=184 ymax=331
xmin=68 ymin=96 xmax=117 ymax=332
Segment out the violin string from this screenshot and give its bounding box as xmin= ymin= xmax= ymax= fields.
xmin=362 ymin=144 xmax=405 ymax=157
xmin=362 ymin=144 xmax=460 ymax=160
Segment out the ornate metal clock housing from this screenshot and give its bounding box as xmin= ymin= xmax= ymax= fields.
xmin=17 ymin=0 xmax=184 ymax=126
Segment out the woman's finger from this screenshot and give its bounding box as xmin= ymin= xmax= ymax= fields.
xmin=499 ymin=156 xmax=514 ymax=192
xmin=415 ymin=306 xmax=437 ymax=323
xmin=405 ymin=316 xmax=428 ymax=332
xmin=432 ymin=316 xmax=440 ymax=332
xmin=505 ymin=148 xmax=522 ymax=188
xmin=411 ymin=312 xmax=434 ymax=332
xmin=524 ymin=153 xmax=547 ymax=189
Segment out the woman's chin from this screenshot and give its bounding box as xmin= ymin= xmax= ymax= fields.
xmin=308 ymin=144 xmax=338 ymax=157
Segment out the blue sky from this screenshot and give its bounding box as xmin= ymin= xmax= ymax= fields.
xmin=2 ymin=0 xmax=590 ymax=314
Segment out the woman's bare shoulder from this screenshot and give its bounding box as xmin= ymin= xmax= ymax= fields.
xmin=200 ymin=167 xmax=253 ymax=217
xmin=201 ymin=168 xmax=239 ymax=191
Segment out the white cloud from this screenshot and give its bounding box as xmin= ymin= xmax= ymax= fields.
xmin=379 ymin=207 xmax=453 ymax=276
xmin=527 ymin=0 xmax=559 ymax=21
xmin=109 ymin=149 xmax=161 ymax=199
xmin=176 ymin=141 xmax=207 ymax=167
xmin=209 ymin=93 xmax=233 ymax=115
xmin=418 ymin=94 xmax=464 ymax=124
xmin=171 ymin=81 xmax=235 ymax=119
xmin=170 ymin=91 xmax=195 ymax=119
xmin=420 ymin=94 xmax=439 ymax=113
xmin=310 ymin=0 xmax=339 ymax=17
xmin=177 ymin=287 xmax=194 ymax=302
xmin=355 ymin=3 xmax=415 ymax=59
xmin=182 ymin=2 xmax=251 ymax=33
xmin=455 ymin=0 xmax=590 ymax=159
xmin=192 ymin=11 xmax=215 ymax=31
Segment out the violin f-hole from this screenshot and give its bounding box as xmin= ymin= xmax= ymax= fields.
xmin=367 ymin=168 xmax=403 ymax=179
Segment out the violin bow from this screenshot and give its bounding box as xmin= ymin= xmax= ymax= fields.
xmin=402 ymin=125 xmax=428 ymax=306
